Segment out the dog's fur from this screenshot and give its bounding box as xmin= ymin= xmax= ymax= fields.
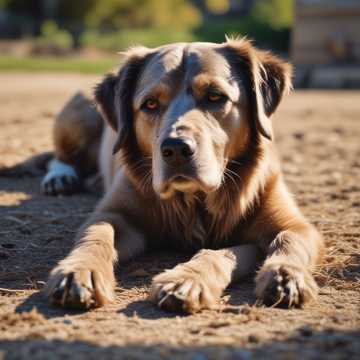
xmin=43 ymin=39 xmax=324 ymax=312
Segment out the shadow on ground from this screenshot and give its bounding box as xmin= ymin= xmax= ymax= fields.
xmin=14 ymin=257 xmax=256 ymax=321
xmin=1 ymin=328 xmax=359 ymax=360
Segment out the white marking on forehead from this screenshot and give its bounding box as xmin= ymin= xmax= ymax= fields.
xmin=138 ymin=45 xmax=185 ymax=86
xmin=133 ymin=43 xmax=244 ymax=109
xmin=185 ymin=44 xmax=232 ymax=79
xmin=134 ymin=45 xmax=185 ymax=107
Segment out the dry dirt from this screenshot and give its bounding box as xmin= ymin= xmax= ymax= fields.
xmin=0 ymin=73 xmax=359 ymax=359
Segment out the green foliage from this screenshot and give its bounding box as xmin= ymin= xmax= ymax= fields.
xmin=81 ymin=28 xmax=196 ymax=51
xmin=56 ymin=0 xmax=97 ymax=22
xmin=81 ymin=0 xmax=201 ymax=52
xmin=37 ymin=20 xmax=73 ymax=50
xmin=194 ymin=18 xmax=290 ymax=51
xmin=1 ymin=0 xmax=294 ymax=60
xmin=0 ymin=55 xmax=116 ymax=74
xmin=205 ymin=0 xmax=230 ymax=14
xmin=252 ymin=0 xmax=294 ymax=30
xmin=0 ymin=0 xmax=10 ymax=9
xmin=194 ymin=0 xmax=293 ymax=51
xmin=81 ymin=0 xmax=293 ymax=52
xmin=86 ymin=0 xmax=201 ymax=30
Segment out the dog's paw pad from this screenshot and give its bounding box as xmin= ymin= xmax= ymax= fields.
xmin=41 ymin=159 xmax=80 ymax=195
xmin=255 ymin=264 xmax=318 ymax=308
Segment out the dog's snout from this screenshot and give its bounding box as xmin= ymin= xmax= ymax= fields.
xmin=161 ymin=137 xmax=195 ymax=166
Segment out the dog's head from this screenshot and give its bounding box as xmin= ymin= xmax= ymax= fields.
xmin=95 ymin=39 xmax=292 ymax=199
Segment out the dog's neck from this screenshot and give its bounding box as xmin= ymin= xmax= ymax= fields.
xmin=156 ymin=141 xmax=273 ymax=249
xmin=123 ymin=137 xmax=274 ymax=249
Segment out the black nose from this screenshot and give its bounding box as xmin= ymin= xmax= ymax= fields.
xmin=161 ymin=137 xmax=196 ymax=166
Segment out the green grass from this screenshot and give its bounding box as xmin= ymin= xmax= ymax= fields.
xmin=0 ymin=18 xmax=289 ymax=74
xmin=0 ymin=55 xmax=118 ymax=74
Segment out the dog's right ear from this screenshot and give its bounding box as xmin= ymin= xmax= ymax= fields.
xmin=94 ymin=46 xmax=152 ymax=154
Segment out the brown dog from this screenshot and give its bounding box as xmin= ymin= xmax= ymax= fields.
xmin=42 ymin=38 xmax=324 ymax=313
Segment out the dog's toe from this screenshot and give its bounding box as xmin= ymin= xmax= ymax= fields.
xmin=255 ymin=263 xmax=318 ymax=308
xmin=156 ymin=280 xmax=199 ymax=313
xmin=261 ymin=271 xmax=300 ymax=308
xmin=158 ymin=292 xmax=186 ymax=312
xmin=50 ymin=271 xmax=95 ymax=310
xmin=151 ymin=275 xmax=216 ymax=313
xmin=42 ymin=174 xmax=81 ymax=196
xmin=45 ymin=264 xmax=115 ymax=310
xmin=41 ymin=159 xmax=81 ymax=196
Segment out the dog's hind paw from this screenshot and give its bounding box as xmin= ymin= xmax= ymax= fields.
xmin=41 ymin=159 xmax=81 ymax=195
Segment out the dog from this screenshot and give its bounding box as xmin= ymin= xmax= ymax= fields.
xmin=42 ymin=38 xmax=324 ymax=313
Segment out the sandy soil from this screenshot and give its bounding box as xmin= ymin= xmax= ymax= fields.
xmin=0 ymin=73 xmax=359 ymax=359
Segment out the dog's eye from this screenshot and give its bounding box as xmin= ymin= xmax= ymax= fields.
xmin=207 ymin=92 xmax=225 ymax=103
xmin=142 ymin=98 xmax=159 ymax=112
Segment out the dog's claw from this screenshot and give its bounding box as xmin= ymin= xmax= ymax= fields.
xmin=256 ymin=264 xmax=318 ymax=308
xmin=151 ymin=273 xmax=218 ymax=314
xmin=158 ymin=291 xmax=186 ymax=312
xmin=50 ymin=271 xmax=96 ymax=310
xmin=52 ymin=277 xmax=69 ymax=305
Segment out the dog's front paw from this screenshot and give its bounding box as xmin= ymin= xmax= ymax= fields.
xmin=150 ymin=269 xmax=220 ymax=313
xmin=44 ymin=265 xmax=115 ymax=310
xmin=255 ymin=263 xmax=318 ymax=308
xmin=41 ymin=159 xmax=81 ymax=195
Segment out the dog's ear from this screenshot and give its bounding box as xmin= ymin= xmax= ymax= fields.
xmin=254 ymin=51 xmax=292 ymax=140
xmin=95 ymin=46 xmax=152 ymax=153
xmin=225 ymin=39 xmax=292 ymax=140
xmin=94 ymin=74 xmax=118 ymax=131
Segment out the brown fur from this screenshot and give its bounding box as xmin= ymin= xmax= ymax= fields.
xmin=54 ymin=92 xmax=103 ymax=177
xmin=44 ymin=39 xmax=324 ymax=312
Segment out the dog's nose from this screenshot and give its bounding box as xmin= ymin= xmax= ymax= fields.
xmin=161 ymin=137 xmax=195 ymax=166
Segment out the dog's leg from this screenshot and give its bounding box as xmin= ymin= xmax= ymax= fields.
xmin=255 ymin=224 xmax=323 ymax=308
xmin=41 ymin=158 xmax=81 ymax=195
xmin=42 ymin=92 xmax=104 ymax=196
xmin=44 ymin=211 xmax=145 ymax=309
xmin=150 ymin=244 xmax=258 ymax=313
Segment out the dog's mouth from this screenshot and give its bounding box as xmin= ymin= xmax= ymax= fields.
xmin=153 ymin=157 xmax=223 ymax=199
xmin=158 ymin=174 xmax=219 ymax=199
xmin=171 ymin=175 xmax=192 ymax=184
xmin=157 ymin=174 xmax=200 ymax=199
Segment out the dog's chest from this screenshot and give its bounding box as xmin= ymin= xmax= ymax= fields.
xmin=158 ymin=198 xmax=220 ymax=251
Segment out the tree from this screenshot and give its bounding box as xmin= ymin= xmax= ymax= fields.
xmin=85 ymin=0 xmax=201 ymax=31
xmin=252 ymin=0 xmax=293 ymax=30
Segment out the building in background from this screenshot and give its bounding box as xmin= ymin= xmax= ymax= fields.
xmin=292 ymin=0 xmax=360 ymax=87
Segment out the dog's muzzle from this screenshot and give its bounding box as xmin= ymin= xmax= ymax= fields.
xmin=160 ymin=137 xmax=196 ymax=167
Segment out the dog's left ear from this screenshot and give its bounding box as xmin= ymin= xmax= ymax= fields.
xmin=94 ymin=46 xmax=153 ymax=154
xmin=226 ymin=39 xmax=292 ymax=140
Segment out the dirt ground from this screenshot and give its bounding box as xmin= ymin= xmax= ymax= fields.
xmin=0 ymin=73 xmax=359 ymax=359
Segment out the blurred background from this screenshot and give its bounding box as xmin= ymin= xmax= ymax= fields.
xmin=0 ymin=0 xmax=359 ymax=87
